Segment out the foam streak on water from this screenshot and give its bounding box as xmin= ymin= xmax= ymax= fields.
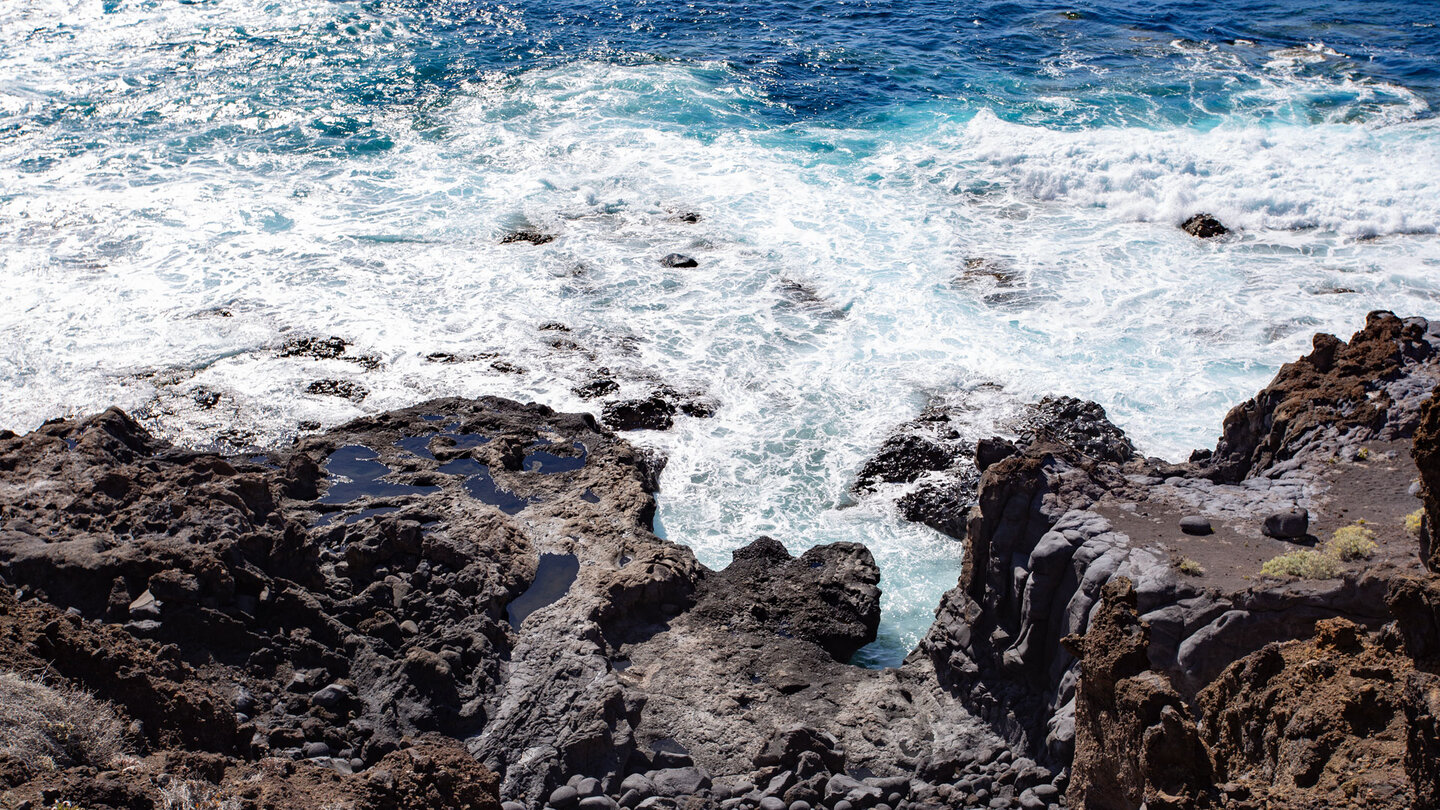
xmin=3 ymin=0 xmax=1440 ymax=664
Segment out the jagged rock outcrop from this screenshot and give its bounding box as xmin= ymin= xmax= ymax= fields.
xmin=852 ymin=394 xmax=1133 ymax=541
xmin=682 ymin=535 xmax=881 ymax=662
xmin=1063 ymin=579 xmax=1213 ymax=810
xmin=1413 ymin=383 xmax=1440 ymax=573
xmin=904 ymin=312 xmax=1440 ymax=769
xmin=1 ymin=395 xmax=1034 ymax=810
xmin=1207 ymin=312 xmax=1438 ymax=482
xmin=1196 ymin=616 xmax=1416 ymax=808
xmin=1060 ymin=582 xmax=1433 ymax=809
xmin=1181 ymin=214 xmax=1229 ymax=239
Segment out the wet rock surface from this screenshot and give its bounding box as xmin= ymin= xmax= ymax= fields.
xmin=876 ymin=312 xmax=1440 ymax=808
xmin=0 ymin=396 xmax=1026 ymax=809
xmin=1180 ymin=213 xmax=1228 ymax=239
xmin=7 ymin=310 xmax=1440 ymax=810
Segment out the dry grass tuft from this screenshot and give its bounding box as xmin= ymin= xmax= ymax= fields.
xmin=1176 ymin=557 xmax=1205 ymax=577
xmin=0 ymin=670 xmax=128 ymax=770
xmin=158 ymin=779 xmax=241 ymax=810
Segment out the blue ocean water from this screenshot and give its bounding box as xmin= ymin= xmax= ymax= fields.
xmin=3 ymin=0 xmax=1439 ymax=664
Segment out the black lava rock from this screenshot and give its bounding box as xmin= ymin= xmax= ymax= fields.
xmin=661 ymin=253 xmax=699 ymax=268
xmin=1181 ymin=213 xmax=1229 ymax=239
xmin=1262 ymin=508 xmax=1309 ymax=540
xmin=603 ymin=395 xmax=677 ymax=431
xmin=501 ymin=230 xmax=554 ymax=245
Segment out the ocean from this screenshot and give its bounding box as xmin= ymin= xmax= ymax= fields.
xmin=3 ymin=0 xmax=1439 ymax=665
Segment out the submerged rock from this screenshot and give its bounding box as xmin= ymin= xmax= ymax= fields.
xmin=501 ymin=230 xmax=554 ymax=245
xmin=306 ymin=378 xmax=369 ymax=402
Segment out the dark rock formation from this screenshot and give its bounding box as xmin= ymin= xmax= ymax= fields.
xmin=687 ymin=536 xmax=881 ymax=662
xmin=1413 ymin=385 xmax=1440 ymax=572
xmin=855 ymin=434 xmax=962 ymax=490
xmin=1017 ymin=396 xmax=1135 ymax=464
xmin=1181 ymin=214 xmax=1228 ymax=239
xmin=601 ymin=388 xmax=718 ymax=432
xmin=908 ymin=311 xmax=1439 ymax=774
xmin=1208 ymin=311 xmax=1437 ymax=482
xmin=1063 ymin=579 xmax=1212 ymax=810
xmin=502 ymin=230 xmax=555 ymax=245
xmin=281 ymin=335 xmax=381 ymax=369
xmin=1 ymin=395 xmax=1021 ymax=809
xmin=573 ymin=377 xmax=620 ymax=400
xmin=602 ymin=394 xmax=677 ymax=431
xmin=660 ymin=254 xmax=698 ymax=268
xmin=306 ymin=379 xmax=369 ymax=401
xmin=852 ymin=395 xmax=1133 ymax=542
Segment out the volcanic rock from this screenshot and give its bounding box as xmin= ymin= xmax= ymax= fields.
xmin=1180 ymin=214 xmax=1228 ymax=239
xmin=602 ymin=395 xmax=677 ymax=431
xmin=660 ymin=254 xmax=698 ymax=268
xmin=1261 ymin=508 xmax=1309 ymax=540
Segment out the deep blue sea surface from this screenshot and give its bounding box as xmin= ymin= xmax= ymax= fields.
xmin=3 ymin=0 xmax=1439 ymax=664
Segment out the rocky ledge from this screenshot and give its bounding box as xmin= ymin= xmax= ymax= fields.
xmin=852 ymin=311 xmax=1440 ymax=807
xmin=6 ymin=311 xmax=1440 ymax=810
xmin=0 ymin=398 xmax=1027 ymax=810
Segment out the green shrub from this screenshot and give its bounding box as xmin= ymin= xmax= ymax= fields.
xmin=1176 ymin=557 xmax=1204 ymax=577
xmin=1328 ymin=524 xmax=1378 ymax=561
xmin=1261 ymin=549 xmax=1342 ymax=580
xmin=1407 ymin=509 xmax=1425 ymax=536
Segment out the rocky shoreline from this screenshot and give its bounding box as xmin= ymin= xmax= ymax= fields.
xmin=4 ymin=311 xmax=1440 ymax=809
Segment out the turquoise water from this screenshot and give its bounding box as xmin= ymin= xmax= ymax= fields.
xmin=3 ymin=0 xmax=1440 ymax=664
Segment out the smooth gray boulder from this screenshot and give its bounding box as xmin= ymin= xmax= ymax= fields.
xmin=1262 ymin=507 xmax=1309 ymax=539
xmin=1179 ymin=515 xmax=1212 ymax=535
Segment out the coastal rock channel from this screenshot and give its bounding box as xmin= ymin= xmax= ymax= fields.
xmin=3 ymin=311 xmax=1440 ymax=810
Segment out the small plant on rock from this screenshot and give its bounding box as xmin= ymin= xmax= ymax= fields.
xmin=1328 ymin=523 xmax=1378 ymax=561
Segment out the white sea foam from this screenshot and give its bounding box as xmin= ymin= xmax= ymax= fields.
xmin=3 ymin=1 xmax=1440 ymax=662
